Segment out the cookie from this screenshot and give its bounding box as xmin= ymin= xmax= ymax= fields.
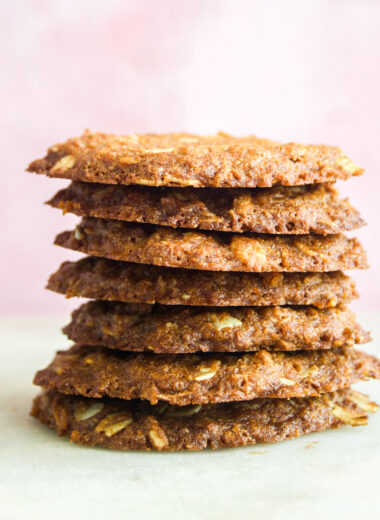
xmin=27 ymin=131 xmax=362 ymax=188
xmin=47 ymin=257 xmax=358 ymax=308
xmin=30 ymin=389 xmax=378 ymax=451
xmin=47 ymin=182 xmax=365 ymax=235
xmin=63 ymin=301 xmax=370 ymax=354
xmin=33 ymin=345 xmax=380 ymax=405
xmin=55 ymin=218 xmax=368 ymax=272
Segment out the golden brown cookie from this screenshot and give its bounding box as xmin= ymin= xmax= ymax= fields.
xmin=47 ymin=257 xmax=358 ymax=308
xmin=47 ymin=182 xmax=365 ymax=235
xmin=55 ymin=218 xmax=368 ymax=272
xmin=63 ymin=301 xmax=370 ymax=354
xmin=31 ymin=390 xmax=378 ymax=451
xmin=33 ymin=345 xmax=380 ymax=405
xmin=27 ymin=131 xmax=362 ymax=188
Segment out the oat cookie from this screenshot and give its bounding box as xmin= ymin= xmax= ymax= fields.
xmin=48 ymin=182 xmax=365 ymax=235
xmin=55 ymin=218 xmax=368 ymax=272
xmin=27 ymin=131 xmax=362 ymax=188
xmin=33 ymin=345 xmax=380 ymax=405
xmin=47 ymin=257 xmax=358 ymax=308
xmin=63 ymin=301 xmax=370 ymax=353
xmin=31 ymin=390 xmax=378 ymax=451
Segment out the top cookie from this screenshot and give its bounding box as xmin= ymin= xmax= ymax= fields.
xmin=27 ymin=131 xmax=362 ymax=188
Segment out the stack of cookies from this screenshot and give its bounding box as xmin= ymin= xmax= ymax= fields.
xmin=28 ymin=131 xmax=380 ymax=451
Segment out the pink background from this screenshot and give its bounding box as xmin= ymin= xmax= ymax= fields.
xmin=2 ymin=0 xmax=380 ymax=314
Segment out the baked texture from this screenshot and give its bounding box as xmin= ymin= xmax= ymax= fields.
xmin=55 ymin=218 xmax=368 ymax=273
xmin=27 ymin=131 xmax=362 ymax=188
xmin=30 ymin=390 xmax=378 ymax=451
xmin=63 ymin=301 xmax=370 ymax=354
xmin=47 ymin=257 xmax=358 ymax=308
xmin=33 ymin=345 xmax=380 ymax=405
xmin=47 ymin=182 xmax=365 ymax=235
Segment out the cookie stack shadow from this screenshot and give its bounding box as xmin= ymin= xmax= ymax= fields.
xmin=28 ymin=131 xmax=380 ymax=451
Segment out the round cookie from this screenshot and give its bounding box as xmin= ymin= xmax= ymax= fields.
xmin=47 ymin=257 xmax=358 ymax=308
xmin=33 ymin=345 xmax=380 ymax=405
xmin=31 ymin=390 xmax=378 ymax=451
xmin=27 ymin=131 xmax=362 ymax=188
xmin=55 ymin=218 xmax=368 ymax=273
xmin=63 ymin=301 xmax=370 ymax=354
xmin=47 ymin=182 xmax=365 ymax=235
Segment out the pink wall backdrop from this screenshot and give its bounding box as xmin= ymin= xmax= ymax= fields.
xmin=2 ymin=0 xmax=380 ymax=314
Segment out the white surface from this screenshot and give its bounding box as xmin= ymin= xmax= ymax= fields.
xmin=0 ymin=313 xmax=379 ymax=520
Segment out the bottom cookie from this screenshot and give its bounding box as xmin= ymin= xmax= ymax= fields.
xmin=31 ymin=389 xmax=378 ymax=451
